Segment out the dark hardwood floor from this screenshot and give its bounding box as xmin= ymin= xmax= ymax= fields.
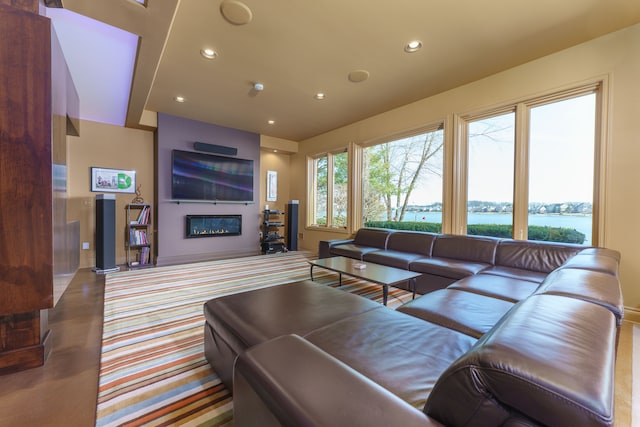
xmin=0 ymin=269 xmax=104 ymax=427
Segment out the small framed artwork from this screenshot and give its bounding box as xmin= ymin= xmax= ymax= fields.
xmin=266 ymin=170 xmax=277 ymax=201
xmin=91 ymin=167 xmax=136 ymax=193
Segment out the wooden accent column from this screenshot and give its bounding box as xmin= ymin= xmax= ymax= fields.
xmin=0 ymin=3 xmax=54 ymax=373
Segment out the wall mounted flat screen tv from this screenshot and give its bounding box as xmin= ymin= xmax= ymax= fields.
xmin=171 ymin=149 xmax=254 ymax=202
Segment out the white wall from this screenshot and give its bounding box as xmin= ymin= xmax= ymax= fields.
xmin=291 ymin=24 xmax=640 ymax=308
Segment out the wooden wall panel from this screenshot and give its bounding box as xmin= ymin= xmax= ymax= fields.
xmin=0 ymin=6 xmax=53 ymax=315
xmin=0 ymin=0 xmax=37 ymax=14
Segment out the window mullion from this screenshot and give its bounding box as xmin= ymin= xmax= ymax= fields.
xmin=349 ymin=142 xmax=361 ymax=233
xmin=513 ymin=103 xmax=530 ymax=240
xmin=326 ymin=153 xmax=335 ymax=227
xmin=452 ymin=114 xmax=468 ymax=235
xmin=592 ymin=82 xmax=607 ymax=247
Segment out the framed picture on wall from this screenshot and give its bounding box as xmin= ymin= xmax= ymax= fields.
xmin=91 ymin=167 xmax=136 ymax=193
xmin=267 ymin=170 xmax=277 ymax=201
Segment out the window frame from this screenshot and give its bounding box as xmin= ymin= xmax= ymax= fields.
xmin=304 ymin=79 xmax=608 ymax=246
xmin=354 ymin=122 xmax=446 ymax=231
xmin=306 ymin=147 xmax=349 ymax=231
xmin=454 ymin=80 xmax=606 ymax=245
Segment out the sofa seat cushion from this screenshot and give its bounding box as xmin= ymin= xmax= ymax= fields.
xmin=233 ymin=334 xmax=440 ymax=427
xmin=204 ymin=280 xmax=380 ymax=349
xmin=535 ymin=268 xmax=624 ymax=325
xmin=409 ymin=257 xmax=491 ymax=280
xmin=478 ymin=266 xmax=547 ymax=283
xmin=363 ymin=250 xmax=425 ymax=269
xmin=305 ymin=308 xmax=477 ymax=410
xmin=447 ymin=273 xmax=540 ymax=302
xmin=203 ymin=280 xmax=381 ymax=389
xmin=425 ymin=295 xmax=617 ymax=427
xmin=330 ymin=243 xmax=381 ymax=260
xmin=329 ymin=227 xmax=393 ymax=260
xmin=397 ymin=289 xmax=514 ymax=338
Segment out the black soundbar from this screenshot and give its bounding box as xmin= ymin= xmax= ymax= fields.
xmin=193 ymin=141 xmax=238 ymax=156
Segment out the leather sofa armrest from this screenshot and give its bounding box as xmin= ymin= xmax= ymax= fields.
xmin=233 ymin=334 xmax=441 ymax=427
xmin=318 ymin=238 xmax=354 ymax=258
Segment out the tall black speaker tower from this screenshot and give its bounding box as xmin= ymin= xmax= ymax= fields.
xmin=94 ymin=194 xmax=119 ymax=273
xmin=286 ymin=200 xmax=299 ymax=251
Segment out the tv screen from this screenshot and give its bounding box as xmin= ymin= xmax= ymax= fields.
xmin=171 ymin=149 xmax=254 ymax=202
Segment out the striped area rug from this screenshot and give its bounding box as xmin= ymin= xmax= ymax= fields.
xmin=95 ymin=252 xmax=413 ymax=426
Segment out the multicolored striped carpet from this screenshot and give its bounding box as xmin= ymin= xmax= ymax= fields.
xmin=95 ymin=252 xmax=413 ymax=426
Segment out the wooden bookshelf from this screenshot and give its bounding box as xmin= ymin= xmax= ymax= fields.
xmin=126 ymin=203 xmax=153 ymax=268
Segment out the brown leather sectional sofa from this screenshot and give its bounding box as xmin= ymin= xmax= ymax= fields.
xmin=204 ymin=228 xmax=623 ymax=426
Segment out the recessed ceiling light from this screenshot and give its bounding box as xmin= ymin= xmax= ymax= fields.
xmin=200 ymin=48 xmax=217 ymax=59
xmin=267 ymin=120 xmax=275 ymax=125
xmin=404 ymin=40 xmax=422 ymax=53
xmin=315 ymin=93 xmax=326 ymax=100
xmin=273 ymin=149 xmax=278 ymax=153
xmin=174 ymin=96 xmax=185 ymax=103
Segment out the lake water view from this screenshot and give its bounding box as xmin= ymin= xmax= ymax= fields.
xmin=400 ymin=211 xmax=592 ymax=244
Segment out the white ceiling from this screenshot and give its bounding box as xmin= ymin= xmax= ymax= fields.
xmin=46 ymin=0 xmax=640 ymax=141
xmin=47 ymin=7 xmax=138 ymax=127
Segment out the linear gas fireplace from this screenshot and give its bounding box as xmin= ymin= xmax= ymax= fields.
xmin=186 ymin=215 xmax=242 ymax=238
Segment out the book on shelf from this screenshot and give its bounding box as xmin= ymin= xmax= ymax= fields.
xmin=129 ymin=229 xmax=148 ymax=246
xmin=139 ymin=246 xmax=150 ymax=265
xmin=135 ymin=205 xmax=151 ymax=225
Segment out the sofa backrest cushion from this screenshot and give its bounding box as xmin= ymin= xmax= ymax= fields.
xmin=559 ymin=249 xmax=620 ymax=276
xmin=432 ymin=235 xmax=498 ymax=264
xmin=535 ymin=267 xmax=623 ymax=325
xmin=495 ymin=240 xmax=582 ymax=273
xmin=353 ymin=228 xmax=392 ymax=249
xmin=424 ymin=294 xmax=616 ymax=427
xmin=386 ymin=231 xmax=437 ymax=256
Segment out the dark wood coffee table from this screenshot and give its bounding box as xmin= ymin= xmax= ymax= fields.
xmin=308 ymin=256 xmax=420 ymax=305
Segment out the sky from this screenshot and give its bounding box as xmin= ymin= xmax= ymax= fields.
xmin=408 ymin=93 xmax=595 ymax=205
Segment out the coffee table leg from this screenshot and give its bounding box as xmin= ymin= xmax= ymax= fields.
xmin=412 ymin=278 xmax=416 ymax=300
xmin=310 ymin=265 xmax=314 ymax=281
xmin=383 ymin=285 xmax=388 ymax=306
xmin=339 ymin=272 xmax=342 ymax=286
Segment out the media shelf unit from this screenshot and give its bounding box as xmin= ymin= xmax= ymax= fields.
xmin=126 ymin=203 xmax=153 ymax=268
xmin=261 ymin=209 xmax=286 ymax=254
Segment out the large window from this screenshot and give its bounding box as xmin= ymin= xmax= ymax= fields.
xmin=309 ymin=150 xmax=348 ymax=228
xmin=462 ymin=88 xmax=600 ymax=245
xmin=361 ymin=128 xmax=444 ymax=231
xmin=467 ymin=112 xmax=515 ymax=236
xmin=305 ymin=82 xmax=604 ymax=246
xmin=527 ymin=94 xmax=595 ymax=244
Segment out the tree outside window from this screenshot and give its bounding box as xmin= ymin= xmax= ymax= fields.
xmin=310 ymin=150 xmax=348 ymax=228
xmin=362 ymin=128 xmax=444 ymax=231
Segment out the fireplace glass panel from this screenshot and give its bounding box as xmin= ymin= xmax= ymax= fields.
xmin=186 ymin=215 xmax=242 ymax=238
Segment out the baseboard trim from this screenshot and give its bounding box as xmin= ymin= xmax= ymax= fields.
xmin=156 ymin=250 xmax=262 ymax=267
